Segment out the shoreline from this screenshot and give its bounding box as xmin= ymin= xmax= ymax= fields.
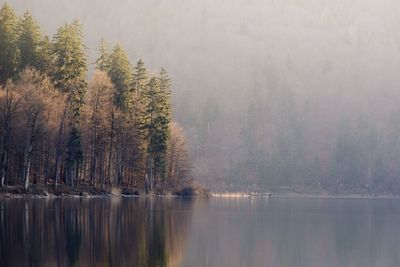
xmin=0 ymin=192 xmax=208 ymax=199
xmin=1 ymin=188 xmax=399 ymax=200
xmin=211 ymin=192 xmax=400 ymax=199
xmin=0 ymin=184 xmax=210 ymax=199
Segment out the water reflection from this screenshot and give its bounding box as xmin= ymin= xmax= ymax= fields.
xmin=183 ymin=198 xmax=400 ymax=267
xmin=0 ymin=197 xmax=194 ymax=267
xmin=1 ymin=197 xmax=400 ymax=267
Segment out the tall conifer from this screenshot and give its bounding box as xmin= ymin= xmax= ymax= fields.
xmin=17 ymin=11 xmax=42 ymax=70
xmin=0 ymin=3 xmax=19 ymax=83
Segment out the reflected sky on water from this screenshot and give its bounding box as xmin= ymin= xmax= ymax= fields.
xmin=1 ymin=197 xmax=400 ymax=267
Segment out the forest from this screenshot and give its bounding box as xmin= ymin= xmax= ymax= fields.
xmin=0 ymin=1 xmax=398 ymax=267
xmin=0 ymin=3 xmax=192 ymax=194
xmin=2 ymin=1 xmax=400 ymax=196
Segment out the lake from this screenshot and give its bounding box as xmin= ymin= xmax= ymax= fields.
xmin=0 ymin=196 xmax=399 ymax=267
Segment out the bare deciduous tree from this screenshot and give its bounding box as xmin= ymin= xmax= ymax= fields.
xmin=0 ymin=80 xmax=20 ymax=187
xmin=167 ymin=122 xmax=191 ymax=190
xmin=84 ymin=70 xmax=114 ymax=186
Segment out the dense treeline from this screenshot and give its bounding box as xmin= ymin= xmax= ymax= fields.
xmin=0 ymin=3 xmax=191 ymax=192
xmin=184 ymin=84 xmax=400 ymax=194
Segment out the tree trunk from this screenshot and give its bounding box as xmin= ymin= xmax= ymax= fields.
xmin=99 ymin=151 xmax=104 ymax=188
xmin=107 ymin=112 xmax=114 ymax=185
xmin=0 ymin=149 xmax=8 ymax=188
xmin=147 ymin=155 xmax=154 ymax=192
xmin=54 ymin=106 xmax=67 ymax=188
xmin=24 ymin=115 xmax=37 ymax=190
xmin=0 ymin=113 xmax=11 ymax=188
xmin=90 ymin=154 xmax=96 ymax=186
xmin=24 ymin=156 xmax=31 ymax=191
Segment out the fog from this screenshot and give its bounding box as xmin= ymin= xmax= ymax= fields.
xmin=6 ymin=0 xmax=400 ymax=193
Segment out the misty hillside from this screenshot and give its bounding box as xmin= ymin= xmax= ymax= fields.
xmin=6 ymin=0 xmax=400 ymax=193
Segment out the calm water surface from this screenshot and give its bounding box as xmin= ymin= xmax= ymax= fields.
xmin=0 ymin=197 xmax=400 ymax=267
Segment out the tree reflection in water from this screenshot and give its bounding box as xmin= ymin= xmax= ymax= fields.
xmin=0 ymin=197 xmax=194 ymax=267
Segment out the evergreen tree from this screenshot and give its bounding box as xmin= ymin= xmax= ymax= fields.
xmin=108 ymin=44 xmax=132 ymax=110
xmin=106 ymin=45 xmax=133 ymax=185
xmin=128 ymin=59 xmax=149 ymax=187
xmin=131 ymin=59 xmax=148 ymax=96
xmin=52 ymin=20 xmax=87 ymax=121
xmin=95 ymin=38 xmax=110 ymax=72
xmin=0 ymin=3 xmax=19 ymax=83
xmin=156 ymin=68 xmax=172 ymax=177
xmin=17 ymin=11 xmax=42 ymax=71
xmin=36 ymin=36 xmax=53 ymax=74
xmin=145 ymin=69 xmax=172 ymax=188
xmin=66 ymin=126 xmax=83 ymax=186
xmin=129 ymin=59 xmax=148 ymax=130
xmin=51 ymin=20 xmax=87 ymax=93
xmin=52 ymin=20 xmax=87 ymax=185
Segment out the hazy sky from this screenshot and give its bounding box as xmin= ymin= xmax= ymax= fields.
xmin=6 ymin=0 xmax=400 ymax=110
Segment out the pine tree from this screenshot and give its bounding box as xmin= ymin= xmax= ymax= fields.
xmin=0 ymin=3 xmax=19 ymax=83
xmin=66 ymin=126 xmax=83 ymax=186
xmin=17 ymin=11 xmax=42 ymax=71
xmin=95 ymin=38 xmax=110 ymax=72
xmin=128 ymin=59 xmax=149 ymax=187
xmin=52 ymin=20 xmax=87 ymax=121
xmin=51 ymin=20 xmax=87 ymax=186
xmin=129 ymin=59 xmax=148 ymax=133
xmin=107 ymin=44 xmax=132 ymax=110
xmin=157 ymin=68 xmax=172 ymax=171
xmin=106 ymin=45 xmax=133 ymax=185
xmin=131 ymin=59 xmax=148 ymax=96
xmin=36 ymin=36 xmax=53 ymax=74
xmin=145 ymin=69 xmax=172 ymax=189
xmin=51 ymin=20 xmax=87 ymax=93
